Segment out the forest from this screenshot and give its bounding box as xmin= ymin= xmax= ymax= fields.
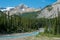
xmin=0 ymin=11 xmax=60 ymax=35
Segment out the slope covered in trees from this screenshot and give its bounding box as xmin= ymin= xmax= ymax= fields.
xmin=0 ymin=11 xmax=41 ymax=34
xmin=0 ymin=8 xmax=60 ymax=35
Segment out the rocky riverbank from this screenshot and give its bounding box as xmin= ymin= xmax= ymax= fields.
xmin=0 ymin=35 xmax=60 ymax=40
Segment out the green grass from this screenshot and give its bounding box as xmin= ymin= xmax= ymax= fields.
xmin=36 ymin=32 xmax=45 ymax=37
xmin=46 ymin=33 xmax=60 ymax=38
xmin=36 ymin=32 xmax=60 ymax=38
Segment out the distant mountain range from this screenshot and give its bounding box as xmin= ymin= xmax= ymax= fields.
xmin=0 ymin=7 xmax=14 ymax=11
xmin=0 ymin=0 xmax=59 ymax=18
xmin=0 ymin=4 xmax=40 ymax=15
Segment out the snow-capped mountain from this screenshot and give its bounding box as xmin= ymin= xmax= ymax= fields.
xmin=8 ymin=4 xmax=40 ymax=15
xmin=0 ymin=8 xmax=6 ymax=11
xmin=1 ymin=0 xmax=59 ymax=19
xmin=1 ymin=4 xmax=40 ymax=15
xmin=0 ymin=7 xmax=14 ymax=11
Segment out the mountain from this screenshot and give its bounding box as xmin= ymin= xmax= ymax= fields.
xmin=37 ymin=0 xmax=59 ymax=18
xmin=4 ymin=4 xmax=40 ymax=15
xmin=0 ymin=7 xmax=14 ymax=11
xmin=0 ymin=7 xmax=6 ymax=11
xmin=1 ymin=0 xmax=59 ymax=19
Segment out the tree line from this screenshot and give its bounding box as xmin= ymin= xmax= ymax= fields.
xmin=0 ymin=11 xmax=60 ymax=35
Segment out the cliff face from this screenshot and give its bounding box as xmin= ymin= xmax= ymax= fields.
xmin=7 ymin=4 xmax=40 ymax=15
xmin=37 ymin=0 xmax=60 ymax=18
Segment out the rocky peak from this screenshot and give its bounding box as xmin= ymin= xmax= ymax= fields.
xmin=54 ymin=0 xmax=60 ymax=4
xmin=37 ymin=0 xmax=60 ymax=18
xmin=17 ymin=4 xmax=29 ymax=9
xmin=57 ymin=0 xmax=60 ymax=2
xmin=13 ymin=4 xmax=30 ymax=12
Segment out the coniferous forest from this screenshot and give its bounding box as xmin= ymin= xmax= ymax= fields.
xmin=0 ymin=11 xmax=60 ymax=36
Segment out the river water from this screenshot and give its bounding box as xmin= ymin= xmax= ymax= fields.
xmin=0 ymin=31 xmax=39 ymax=40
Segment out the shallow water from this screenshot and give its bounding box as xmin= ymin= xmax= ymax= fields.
xmin=0 ymin=31 xmax=39 ymax=39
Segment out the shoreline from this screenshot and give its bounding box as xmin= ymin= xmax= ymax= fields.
xmin=0 ymin=31 xmax=39 ymax=39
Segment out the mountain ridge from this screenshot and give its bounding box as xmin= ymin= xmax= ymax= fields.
xmin=0 ymin=0 xmax=59 ymax=18
xmin=37 ymin=0 xmax=59 ymax=18
xmin=0 ymin=4 xmax=40 ymax=15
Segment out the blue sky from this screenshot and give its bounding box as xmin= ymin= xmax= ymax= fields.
xmin=0 ymin=0 xmax=57 ymax=8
